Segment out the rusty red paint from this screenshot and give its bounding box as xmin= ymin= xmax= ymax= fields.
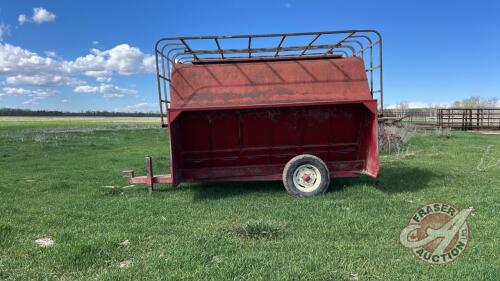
xmin=170 ymin=57 xmax=370 ymax=112
xmin=127 ymin=55 xmax=379 ymax=189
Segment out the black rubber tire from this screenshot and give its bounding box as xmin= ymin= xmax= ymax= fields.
xmin=282 ymin=154 xmax=330 ymax=197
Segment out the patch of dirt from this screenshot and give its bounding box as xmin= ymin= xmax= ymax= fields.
xmin=102 ymin=185 xmax=135 ymax=189
xmin=118 ymin=240 xmax=129 ymax=246
xmin=19 ymin=179 xmax=35 ymax=183
xmin=35 ymin=126 xmax=158 ymax=134
xmin=349 ymin=272 xmax=359 ymax=281
xmin=477 ymin=131 xmax=500 ymax=135
xmin=404 ymin=152 xmax=416 ymax=159
xmin=34 ymin=237 xmax=54 ymax=247
xmin=119 ymin=260 xmax=131 ymax=268
xmin=211 ymin=255 xmax=222 ymax=264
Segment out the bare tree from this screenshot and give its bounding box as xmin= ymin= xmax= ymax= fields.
xmin=395 ymin=101 xmax=409 ymax=117
xmin=452 ymin=96 xmax=499 ymax=108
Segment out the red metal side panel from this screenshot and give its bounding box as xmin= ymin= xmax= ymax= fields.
xmin=170 ymin=57 xmax=371 ymax=109
xmin=362 ymin=101 xmax=379 ymax=177
xmin=169 ymin=103 xmax=378 ymax=183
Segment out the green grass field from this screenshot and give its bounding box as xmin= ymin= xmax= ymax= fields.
xmin=0 ymin=117 xmax=499 ymax=280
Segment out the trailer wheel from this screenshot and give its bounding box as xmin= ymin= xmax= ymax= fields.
xmin=282 ymin=154 xmax=330 ymax=197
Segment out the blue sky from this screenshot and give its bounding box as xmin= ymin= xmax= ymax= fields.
xmin=0 ymin=0 xmax=499 ymax=112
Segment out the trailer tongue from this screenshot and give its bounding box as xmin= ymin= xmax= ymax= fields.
xmin=125 ymin=30 xmax=383 ymax=196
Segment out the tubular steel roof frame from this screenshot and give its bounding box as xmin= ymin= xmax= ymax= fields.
xmin=154 ymin=30 xmax=383 ymax=127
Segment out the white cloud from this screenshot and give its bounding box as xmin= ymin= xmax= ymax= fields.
xmin=2 ymin=87 xmax=55 ymax=97
xmin=3 ymin=87 xmax=33 ymax=96
xmin=5 ymin=74 xmax=65 ymax=86
xmin=0 ymin=43 xmax=70 ymax=86
xmin=18 ymin=14 xmax=28 ymax=25
xmin=386 ymin=101 xmax=451 ymax=109
xmin=73 ymin=83 xmax=136 ymax=98
xmin=99 ymin=83 xmax=137 ymax=97
xmin=2 ymin=87 xmax=56 ymax=105
xmin=126 ymin=102 xmax=158 ymax=112
xmin=0 ymin=23 xmax=11 ymax=41
xmin=96 ymin=76 xmax=111 ymax=82
xmin=0 ymin=42 xmax=150 ymax=101
xmin=61 ymin=99 xmax=69 ymax=103
xmin=0 ymin=42 xmax=152 ymax=87
xmin=18 ymin=8 xmax=56 ymax=25
xmin=32 ymin=8 xmax=56 ymax=24
xmin=92 ymin=41 xmax=99 ymax=45
xmin=386 ymin=102 xmax=425 ymax=109
xmin=83 ymin=70 xmax=109 ymax=77
xmin=45 ymin=51 xmax=57 ymax=58
xmin=69 ymin=44 xmax=155 ymax=79
xmin=23 ymin=96 xmax=45 ymax=105
xmin=74 ymin=85 xmax=99 ymax=93
xmin=63 ymin=77 xmax=86 ymax=87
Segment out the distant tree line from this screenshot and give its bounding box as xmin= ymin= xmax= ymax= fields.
xmin=0 ymin=108 xmax=160 ymax=117
xmin=451 ymin=96 xmax=499 ymax=108
xmin=389 ymin=96 xmax=499 ymax=113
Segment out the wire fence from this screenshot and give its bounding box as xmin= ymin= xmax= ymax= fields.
xmin=383 ymin=109 xmax=437 ymax=128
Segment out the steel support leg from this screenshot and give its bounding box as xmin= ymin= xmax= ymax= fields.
xmin=146 ymin=156 xmax=153 ymax=193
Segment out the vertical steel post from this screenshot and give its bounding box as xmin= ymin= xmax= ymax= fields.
xmin=146 ymin=156 xmax=153 ymax=193
xmin=248 ymin=37 xmax=252 ymax=58
xmin=378 ymin=35 xmax=384 ymax=116
xmin=369 ymin=46 xmax=373 ymax=97
xmin=154 ymin=49 xmax=165 ymax=127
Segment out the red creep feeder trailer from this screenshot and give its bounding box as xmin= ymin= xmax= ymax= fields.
xmin=125 ymin=30 xmax=384 ymax=196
